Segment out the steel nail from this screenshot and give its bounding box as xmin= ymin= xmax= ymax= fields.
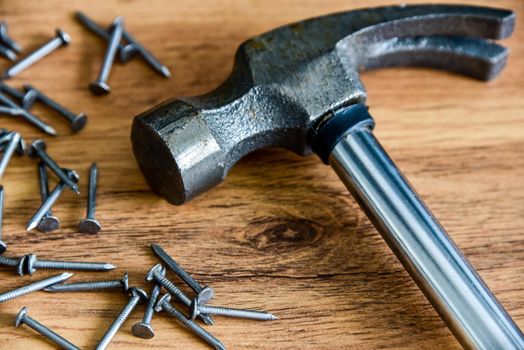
xmin=95 ymin=287 xmax=148 ymax=350
xmin=151 ymin=243 xmax=214 ymax=303
xmin=146 ymin=264 xmax=214 ymax=325
xmin=0 ymin=43 xmax=17 ymax=61
xmin=74 ymin=12 xmax=130 ymax=60
xmin=132 ymin=283 xmax=161 ymax=339
xmin=0 ymin=82 xmax=26 ymax=101
xmin=0 ymin=92 xmax=56 ymax=135
xmin=23 ymin=85 xmax=87 ymax=132
xmin=21 ymin=88 xmax=38 ymax=110
xmin=89 ymin=17 xmax=124 ymax=95
xmin=14 ymin=307 xmax=80 ymax=350
xmin=0 ymin=106 xmax=24 ymax=116
xmin=79 ymin=162 xmax=101 ymax=233
xmin=0 ymin=254 xmax=20 ymax=267
xmin=2 ymin=29 xmax=70 ymax=79
xmin=0 ymin=186 xmax=5 ymax=254
xmin=155 ymin=294 xmax=226 ymax=350
xmin=0 ymin=272 xmax=73 ymax=303
xmin=36 ymin=162 xmax=60 ymax=232
xmin=43 ymin=273 xmax=129 ymax=293
xmin=23 ymin=253 xmax=116 ymax=275
xmin=190 ymin=299 xmax=278 ymax=321
xmin=0 ymin=21 xmax=23 ymax=53
xmin=0 ymin=132 xmax=21 ymax=178
xmin=121 ymin=31 xmax=171 ymax=78
xmin=28 ymin=140 xmax=79 ymax=194
xmin=27 ymin=169 xmax=80 ymax=232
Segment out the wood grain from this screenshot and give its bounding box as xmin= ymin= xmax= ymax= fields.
xmin=0 ymin=0 xmax=523 ymax=349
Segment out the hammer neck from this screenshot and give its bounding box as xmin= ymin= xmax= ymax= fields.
xmin=311 ymin=103 xmax=374 ymax=164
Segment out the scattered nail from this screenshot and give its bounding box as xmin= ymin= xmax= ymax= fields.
xmin=0 ymin=131 xmax=21 ymax=178
xmin=23 ymin=85 xmax=87 ymax=133
xmin=155 ymin=294 xmax=226 ymax=350
xmin=146 ymin=263 xmax=214 ymax=325
xmin=0 ymin=21 xmax=23 ymax=53
xmin=28 ymin=140 xmax=79 ymax=194
xmin=36 ymin=162 xmax=60 ymax=232
xmin=27 ymin=169 xmax=79 ymax=232
xmin=0 ymin=186 xmax=6 ymax=253
xmin=14 ymin=307 xmax=80 ymax=350
xmin=44 ymin=273 xmax=128 ymax=293
xmin=89 ymin=17 xmax=124 ymax=95
xmin=79 ymin=162 xmax=101 ymax=233
xmin=151 ymin=243 xmax=214 ymax=303
xmin=0 ymin=92 xmax=56 ymax=135
xmin=0 ymin=272 xmax=73 ymax=303
xmin=95 ymin=287 xmax=148 ymax=350
xmin=2 ymin=29 xmax=70 ymax=79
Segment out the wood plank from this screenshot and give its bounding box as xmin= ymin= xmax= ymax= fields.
xmin=0 ymin=0 xmax=522 ymax=348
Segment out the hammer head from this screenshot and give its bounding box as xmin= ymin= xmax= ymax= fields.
xmin=132 ymin=4 xmax=515 ymax=204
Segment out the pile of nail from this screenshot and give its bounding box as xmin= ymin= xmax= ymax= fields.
xmin=0 ymin=244 xmax=277 ymax=350
xmin=0 ymin=250 xmax=118 ymax=350
xmin=76 ymin=12 xmax=171 ymax=96
xmin=0 ymin=133 xmax=101 ymax=241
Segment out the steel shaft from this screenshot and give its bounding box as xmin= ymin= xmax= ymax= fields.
xmin=329 ymin=124 xmax=524 ymax=350
xmin=15 ymin=307 xmax=80 ymax=350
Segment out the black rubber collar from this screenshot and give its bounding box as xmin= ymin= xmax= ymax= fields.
xmin=312 ymin=103 xmax=375 ymax=164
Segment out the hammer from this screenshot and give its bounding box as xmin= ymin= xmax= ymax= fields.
xmin=131 ymin=5 xmax=523 ymax=349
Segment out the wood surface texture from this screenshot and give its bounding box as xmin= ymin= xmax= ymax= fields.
xmin=0 ymin=0 xmax=522 ymax=349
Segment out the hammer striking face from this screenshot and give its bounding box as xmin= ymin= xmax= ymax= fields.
xmin=132 ymin=4 xmax=523 ymax=350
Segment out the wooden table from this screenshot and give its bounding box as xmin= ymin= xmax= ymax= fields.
xmin=1 ymin=0 xmax=522 ymax=349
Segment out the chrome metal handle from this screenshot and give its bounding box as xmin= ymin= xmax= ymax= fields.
xmin=329 ymin=125 xmax=524 ymax=350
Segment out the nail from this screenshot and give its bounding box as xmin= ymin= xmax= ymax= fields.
xmin=0 ymin=272 xmax=72 ymax=303
xmin=22 ymin=253 xmax=116 ymax=275
xmin=0 ymin=92 xmax=56 ymax=135
xmin=146 ymin=263 xmax=214 ymax=325
xmin=0 ymin=254 xmax=20 ymax=267
xmin=0 ymin=106 xmax=24 ymax=116
xmin=2 ymin=29 xmax=70 ymax=79
xmin=27 ymin=169 xmax=80 ymax=232
xmin=120 ymin=31 xmax=171 ymax=78
xmin=23 ymin=85 xmax=87 ymax=132
xmin=132 ymin=283 xmax=160 ymax=339
xmin=28 ymin=140 xmax=79 ymax=194
xmin=0 ymin=43 xmax=17 ymax=61
xmin=0 ymin=130 xmax=25 ymax=155
xmin=74 ymin=12 xmax=130 ymax=60
xmin=95 ymin=287 xmax=148 ymax=350
xmin=155 ymin=294 xmax=226 ymax=350
xmin=79 ymin=162 xmax=101 ymax=233
xmin=190 ymin=299 xmax=278 ymax=321
xmin=151 ymin=243 xmax=214 ymax=303
xmin=36 ymin=162 xmax=60 ymax=232
xmin=0 ymin=186 xmax=5 ymax=254
xmin=0 ymin=254 xmax=28 ymax=276
xmin=0 ymin=82 xmax=25 ymax=101
xmin=0 ymin=21 xmax=23 ymax=53
xmin=89 ymin=17 xmax=124 ymax=95
xmin=44 ymin=273 xmax=128 ymax=293
xmin=0 ymin=132 xmax=21 ymax=178
xmin=14 ymin=307 xmax=80 ymax=350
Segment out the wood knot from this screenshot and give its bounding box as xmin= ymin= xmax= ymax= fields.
xmin=244 ymin=216 xmax=324 ymax=252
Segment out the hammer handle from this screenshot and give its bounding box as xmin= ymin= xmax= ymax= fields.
xmin=329 ymin=126 xmax=524 ymax=350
